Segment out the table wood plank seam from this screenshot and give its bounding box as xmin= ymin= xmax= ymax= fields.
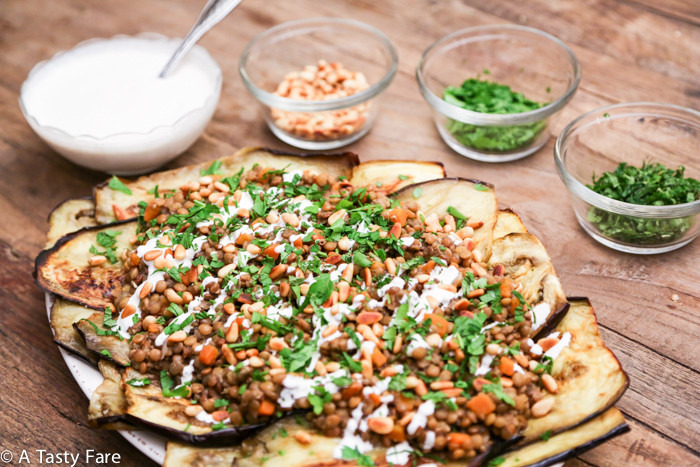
xmin=615 ymin=0 xmax=700 ymax=26
xmin=618 ymin=409 xmax=700 ymax=457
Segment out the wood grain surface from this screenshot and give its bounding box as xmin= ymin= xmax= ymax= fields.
xmin=0 ymin=1 xmax=698 ymax=466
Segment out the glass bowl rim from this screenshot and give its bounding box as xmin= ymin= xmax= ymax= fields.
xmin=18 ymin=32 xmax=222 ymax=142
xmin=238 ymin=17 xmax=398 ymax=113
xmin=554 ymin=101 xmax=700 ymax=218
xmin=416 ymin=24 xmax=581 ymax=126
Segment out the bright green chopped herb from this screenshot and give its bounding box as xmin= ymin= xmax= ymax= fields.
xmin=488 ymin=457 xmax=506 ymax=466
xmin=352 ymin=251 xmax=373 ymax=268
xmin=376 ymin=181 xmax=383 ymax=187
xmin=238 ymin=384 xmax=247 ymax=395
xmin=89 ymin=230 xmax=122 ymax=264
xmin=108 ymin=176 xmax=132 ymax=195
xmin=200 ymin=160 xmax=224 ymax=176
xmin=160 ymin=370 xmax=190 ymax=398
xmin=126 ymin=377 xmax=151 ymax=387
xmin=541 ymin=429 xmax=552 ymax=441
xmin=100 ymin=349 xmax=112 ymax=358
xmin=443 ymin=78 xmax=546 ymax=152
xmin=586 ymin=162 xmax=700 ymax=245
xmin=341 ymin=446 xmax=374 ymax=466
xmin=473 ymin=183 xmax=489 ymax=192
xmin=398 ymin=174 xmax=409 ymax=181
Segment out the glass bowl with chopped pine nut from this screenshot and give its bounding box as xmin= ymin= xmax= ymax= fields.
xmin=417 ymin=25 xmax=580 ymax=162
xmin=239 ymin=18 xmax=398 ymax=150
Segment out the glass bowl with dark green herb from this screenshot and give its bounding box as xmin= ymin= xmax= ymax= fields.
xmin=555 ymin=102 xmax=700 ymax=254
xmin=417 ymin=25 xmax=580 ymax=162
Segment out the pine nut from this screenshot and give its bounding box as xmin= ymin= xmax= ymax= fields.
xmin=185 ymin=405 xmax=203 ymax=417
xmin=338 ymin=236 xmax=351 ymax=251
xmin=531 ymin=398 xmax=555 ymax=417
xmin=139 ymin=281 xmax=153 ymax=299
xmin=384 ymin=258 xmax=396 ymax=275
xmin=143 ymin=250 xmax=162 ymax=261
xmin=248 ymin=356 xmax=265 ymax=368
xmin=294 ymin=430 xmax=312 ymax=445
xmin=328 ymin=209 xmax=347 ymax=225
xmin=218 ymin=263 xmax=236 ymax=278
xmin=226 ymin=322 xmax=239 ymax=343
xmin=368 ymin=417 xmax=394 ymax=434
xmin=322 ymin=325 xmax=339 ymax=338
xmin=164 ymin=288 xmax=184 ymax=305
xmin=246 ymin=244 xmax=261 ymax=255
xmin=417 ymin=274 xmax=430 ymax=283
xmin=269 ymin=337 xmax=288 ymax=351
xmin=541 ymin=374 xmax=558 ymax=393
xmin=430 ymin=381 xmax=454 ymax=390
xmin=88 ymin=255 xmax=107 ymax=266
xmin=168 ymin=330 xmax=187 ymax=342
xmin=337 ymin=281 xmax=350 ymax=302
xmin=325 ymin=362 xmax=340 ymax=373
xmin=486 ymin=343 xmax=501 ymax=355
xmin=281 ymin=212 xmax=300 ymax=228
xmin=315 ymin=361 xmax=327 ymax=376
xmin=214 ymin=181 xmax=230 ymax=193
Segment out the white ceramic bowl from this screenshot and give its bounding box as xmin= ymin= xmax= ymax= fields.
xmin=19 ymin=33 xmax=222 ymax=175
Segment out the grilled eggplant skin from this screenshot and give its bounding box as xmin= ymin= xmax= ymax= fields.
xmin=35 ymin=220 xmax=138 ymax=310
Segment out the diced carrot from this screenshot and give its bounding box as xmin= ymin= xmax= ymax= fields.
xmin=388 ymin=424 xmax=406 ymax=443
xmin=447 ymin=432 xmax=472 ymax=449
xmin=500 ymin=356 xmax=515 ymax=376
xmin=422 ymin=260 xmax=436 ymax=273
xmin=293 ymin=237 xmax=303 ymax=248
xmin=263 ymin=244 xmax=281 ymax=260
xmin=212 ymin=410 xmax=229 ymax=422
xmin=472 ymin=377 xmax=490 ymax=391
xmin=258 ymin=399 xmax=275 ymax=416
xmin=143 ymin=202 xmax=161 ymax=222
xmin=369 ymin=393 xmax=382 ymax=405
xmin=388 ymin=222 xmax=402 ymax=238
xmin=199 ymin=345 xmax=218 ymax=366
xmin=372 ymin=347 xmax=387 ymax=367
xmin=467 ymin=393 xmax=496 ymax=417
xmin=424 ymin=313 xmax=449 ymax=337
xmin=388 ymin=209 xmax=408 ymax=226
xmin=235 ymin=233 xmax=252 ymax=246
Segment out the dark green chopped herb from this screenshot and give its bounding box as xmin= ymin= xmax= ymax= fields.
xmin=541 ymin=429 xmax=552 ymax=441
xmin=586 ymin=162 xmax=700 ymax=245
xmin=488 ymin=457 xmax=506 ymax=466
xmin=108 ymin=176 xmax=133 ymax=195
xmin=443 ymin=78 xmax=546 ymax=152
xmin=160 ymin=370 xmax=190 ymax=398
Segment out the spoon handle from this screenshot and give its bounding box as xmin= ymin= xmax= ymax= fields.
xmin=159 ymin=0 xmax=243 ymax=78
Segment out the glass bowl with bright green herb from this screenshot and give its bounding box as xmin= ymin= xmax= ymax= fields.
xmin=555 ymin=102 xmax=700 ymax=254
xmin=417 ymin=25 xmax=580 ymax=162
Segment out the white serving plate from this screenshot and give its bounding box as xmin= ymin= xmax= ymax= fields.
xmin=45 ymin=294 xmax=166 ymax=465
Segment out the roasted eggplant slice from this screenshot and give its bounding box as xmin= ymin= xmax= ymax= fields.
xmin=494 ymin=209 xmax=528 ymax=239
xmin=394 ymin=178 xmax=498 ymax=261
xmin=46 ymin=197 xmax=97 ymax=248
xmin=122 ymin=368 xmax=269 ymax=445
xmin=163 ymin=408 xmax=628 ymax=467
xmin=73 ymin=313 xmax=131 ymax=366
xmin=518 ymin=299 xmax=628 ymax=444
xmin=88 ymin=361 xmax=133 ymax=430
xmin=50 ymin=297 xmax=99 ymax=365
xmin=488 ymin=233 xmax=568 ymax=336
xmin=93 ymin=147 xmax=360 ymax=223
xmin=350 ymin=160 xmax=446 ymax=194
xmin=35 ymin=221 xmax=137 ymax=309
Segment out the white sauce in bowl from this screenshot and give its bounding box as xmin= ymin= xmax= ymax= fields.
xmin=20 ymin=34 xmax=221 ymax=175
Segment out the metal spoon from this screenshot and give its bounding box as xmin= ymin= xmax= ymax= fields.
xmin=159 ymin=0 xmax=243 ymax=78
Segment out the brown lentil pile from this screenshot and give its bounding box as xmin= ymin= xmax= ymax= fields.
xmin=105 ymin=164 xmax=567 ymax=463
xmin=271 ymin=60 xmax=370 ymax=140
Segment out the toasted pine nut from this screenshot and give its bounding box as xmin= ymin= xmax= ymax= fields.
xmin=372 ymin=323 xmax=384 ymax=338
xmin=88 ymin=255 xmax=107 ymax=266
xmin=541 ymin=374 xmax=558 ymax=393
xmin=486 ymin=343 xmax=501 ymax=355
xmin=248 ymin=356 xmax=264 ymax=368
xmin=337 ymin=281 xmax=350 ymax=302
xmin=342 ymin=263 xmax=355 ymax=282
xmin=385 ymin=258 xmax=396 ymax=275
xmin=467 ymin=288 xmax=485 ymax=298
xmin=164 ymin=288 xmax=184 ymax=305
xmin=426 ymin=333 xmax=442 ymax=347
xmin=218 ymin=263 xmax=236 ymax=278
xmin=328 ymin=209 xmax=347 ymax=225
xmin=392 ymin=335 xmax=403 ymax=354
xmin=294 ymin=430 xmax=312 ymax=445
xmin=322 ymin=325 xmax=339 ymax=338
xmin=168 ymin=330 xmax=187 ymax=342
xmin=143 ymin=250 xmax=162 ymax=261
xmin=173 ymin=244 xmax=186 ymax=260
xmin=315 ymin=361 xmax=327 ymax=376
xmin=281 ymin=212 xmax=300 ymax=228
xmin=430 ymin=381 xmax=454 ymax=390
xmin=214 ymin=181 xmax=230 ymax=193
xmin=338 ymin=236 xmax=351 ymax=251
xmin=368 ymin=417 xmax=394 ymax=434
xmin=185 ymin=405 xmax=203 ymax=417
xmin=226 ymin=322 xmax=239 ymax=343
xmin=417 ymin=274 xmax=430 ymax=283
xmin=325 ymin=361 xmax=340 ymax=373
xmin=531 ymin=398 xmax=555 ymax=417
xmin=137 ymin=281 xmax=153 ymax=299
xmin=269 ymin=337 xmax=288 ymax=351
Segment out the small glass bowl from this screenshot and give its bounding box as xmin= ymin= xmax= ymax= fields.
xmin=19 ymin=33 xmax=222 ymax=175
xmin=239 ymin=18 xmax=398 ymax=150
xmin=417 ymin=25 xmax=580 ymax=162
xmin=555 ymin=102 xmax=700 ymax=254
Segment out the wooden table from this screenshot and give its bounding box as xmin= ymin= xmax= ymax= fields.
xmin=0 ymin=1 xmax=698 ymax=466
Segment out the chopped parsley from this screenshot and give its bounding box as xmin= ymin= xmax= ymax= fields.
xmin=108 ymin=176 xmax=132 ymax=195
xmin=89 ymin=230 xmax=122 ymax=264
